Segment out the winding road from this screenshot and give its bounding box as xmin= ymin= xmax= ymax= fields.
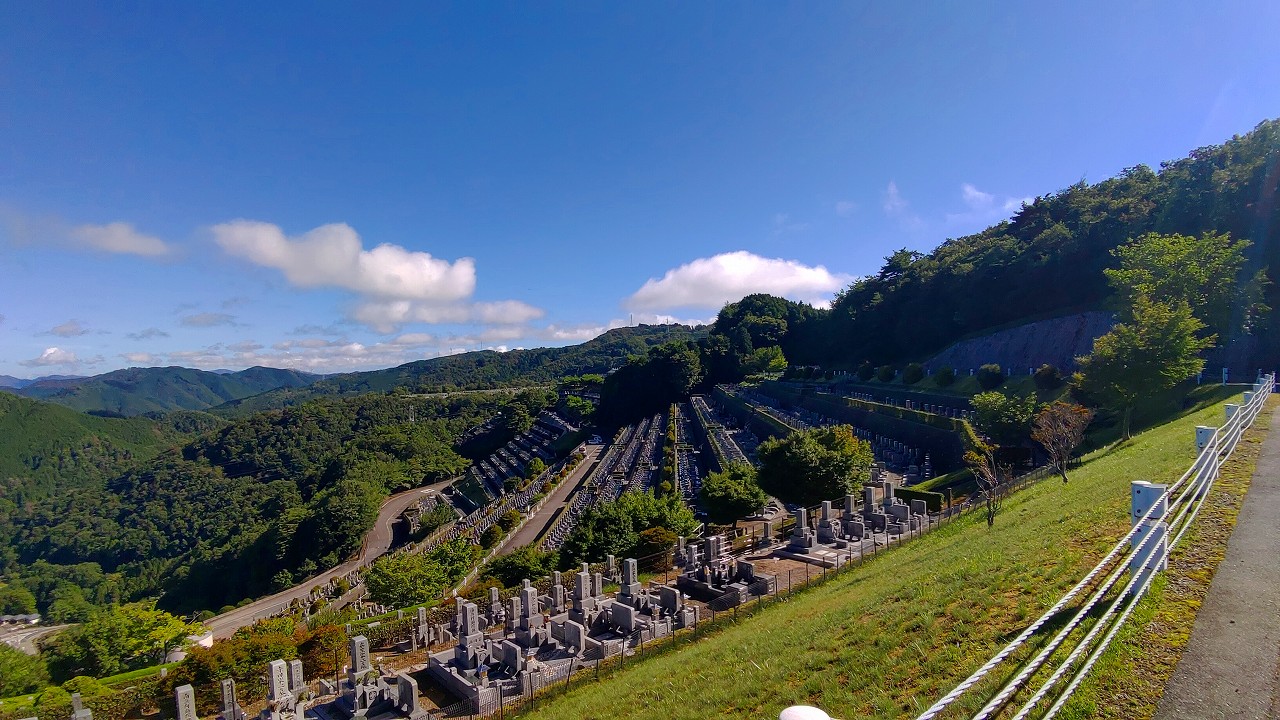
xmin=203 ymin=480 xmax=454 ymax=639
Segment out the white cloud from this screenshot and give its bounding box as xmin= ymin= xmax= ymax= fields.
xmin=212 ymin=221 xmax=475 ymax=302
xmin=20 ymin=347 xmax=101 ymax=369
xmin=883 ymin=181 xmax=908 ymax=215
xmin=180 ymin=312 xmax=241 ymax=328
xmin=882 ymin=181 xmax=924 ymax=228
xmin=961 ymin=183 xmax=994 ymax=209
xmin=625 ymin=251 xmax=851 ymax=311
xmin=350 ymin=299 xmax=544 ymax=334
xmin=945 ymin=183 xmax=1034 ymax=227
xmin=120 ymin=352 xmax=159 ymax=364
xmin=126 ymin=327 xmax=170 ymax=340
xmin=72 ymin=222 xmax=170 ymax=257
xmin=45 ymin=319 xmax=91 ymax=337
xmin=835 ymin=200 xmax=857 ymax=217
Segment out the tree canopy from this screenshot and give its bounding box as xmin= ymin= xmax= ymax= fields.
xmin=756 ymin=426 xmax=873 ymax=506
xmin=1076 ymin=296 xmax=1213 ymax=439
xmin=699 ymin=463 xmax=768 ymax=527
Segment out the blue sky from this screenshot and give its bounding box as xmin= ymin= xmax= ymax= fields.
xmin=2 ymin=2 xmax=1278 ymax=376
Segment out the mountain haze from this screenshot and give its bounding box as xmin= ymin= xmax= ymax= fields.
xmin=11 ymin=366 xmax=319 ymax=416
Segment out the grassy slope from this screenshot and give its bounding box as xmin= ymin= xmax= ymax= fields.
xmin=520 ymin=394 xmax=1242 ymax=720
xmin=1060 ymin=396 xmax=1276 ymax=719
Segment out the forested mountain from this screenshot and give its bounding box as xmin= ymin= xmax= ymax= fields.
xmin=0 ymin=392 xmax=186 ymax=504
xmin=217 ymin=324 xmax=700 ymax=416
xmin=10 ymin=366 xmax=319 ymax=416
xmin=792 ymin=119 xmax=1280 ymax=369
xmin=0 ymin=387 xmax=555 ymax=616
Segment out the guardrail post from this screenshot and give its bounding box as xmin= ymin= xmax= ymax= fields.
xmin=1244 ymin=391 xmax=1255 ymax=406
xmin=1225 ymin=403 xmax=1240 ymax=422
xmin=1130 ymin=481 xmax=1169 ymax=589
xmin=1195 ymin=426 xmax=1216 ymax=452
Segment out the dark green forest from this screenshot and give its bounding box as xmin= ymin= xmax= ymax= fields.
xmin=1 ymin=389 xmax=554 ymax=615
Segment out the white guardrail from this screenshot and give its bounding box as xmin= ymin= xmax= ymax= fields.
xmin=783 ymin=374 xmax=1275 ymax=720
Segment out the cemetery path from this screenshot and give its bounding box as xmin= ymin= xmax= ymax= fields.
xmin=1154 ymin=403 xmax=1280 ymax=720
xmin=501 ymin=443 xmax=602 ymax=551
xmin=204 ymin=480 xmax=453 ymax=639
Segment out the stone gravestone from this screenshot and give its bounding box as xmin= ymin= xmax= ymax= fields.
xmin=288 ymin=659 xmax=305 ymax=696
xmin=176 ymin=685 xmax=198 ymax=720
xmin=267 ymin=660 xmax=290 ymax=703
xmin=219 ymin=678 xmax=245 ymax=720
xmin=348 ymin=635 xmax=372 ymax=685
xmin=71 ymin=693 xmax=93 ymax=720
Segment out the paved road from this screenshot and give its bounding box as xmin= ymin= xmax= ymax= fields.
xmin=1155 ymin=402 xmax=1280 ymax=720
xmin=502 ymin=444 xmax=602 ymax=551
xmin=204 ymin=479 xmax=454 ymax=639
xmin=0 ymin=623 xmax=70 ymax=655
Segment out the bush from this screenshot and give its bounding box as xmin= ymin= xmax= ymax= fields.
xmin=902 ymin=363 xmax=925 ymax=384
xmin=977 ymin=364 xmax=1005 ymax=390
xmin=876 ymin=365 xmax=895 ymax=382
xmin=480 ymin=525 xmax=504 ymax=549
xmin=497 ymin=509 xmax=522 ymax=532
xmin=935 ymin=366 xmax=956 ymax=387
xmin=1034 ymin=364 xmax=1064 ymax=390
xmin=856 ymin=362 xmax=875 ymax=381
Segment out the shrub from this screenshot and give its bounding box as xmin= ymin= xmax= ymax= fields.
xmin=497 ymin=509 xmax=522 ymax=532
xmin=876 ymin=365 xmax=895 ymax=382
xmin=480 ymin=525 xmax=504 ymax=549
xmin=935 ymin=366 xmax=956 ymax=387
xmin=902 ymin=363 xmax=925 ymax=384
xmin=977 ymin=364 xmax=1005 ymax=390
xmin=856 ymin=362 xmax=875 ymax=381
xmin=1034 ymin=364 xmax=1064 ymax=390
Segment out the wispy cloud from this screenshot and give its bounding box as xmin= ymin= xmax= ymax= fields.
xmin=20 ymin=347 xmax=102 ymax=369
xmin=71 ymin=222 xmax=171 ymax=257
xmin=180 ymin=312 xmax=241 ymax=328
xmin=945 ymin=182 xmax=1033 ymax=228
xmin=42 ymin=319 xmax=91 ymax=337
xmin=882 ymin=181 xmax=924 ymax=228
xmin=771 ymin=213 xmax=809 ymax=235
xmin=835 ymin=200 xmax=857 ymax=217
xmin=626 ymin=250 xmax=850 ymax=311
xmin=126 ymin=327 xmax=170 ymax=340
xmin=120 ymin=352 xmax=160 ymax=365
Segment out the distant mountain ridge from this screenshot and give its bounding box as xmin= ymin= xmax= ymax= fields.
xmin=0 ymin=373 xmax=87 ymax=389
xmin=215 ymin=324 xmax=701 ymax=416
xmin=8 ymin=366 xmax=319 ymax=416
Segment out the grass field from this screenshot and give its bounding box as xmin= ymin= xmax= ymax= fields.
xmin=517 ymin=392 xmax=1246 ymax=720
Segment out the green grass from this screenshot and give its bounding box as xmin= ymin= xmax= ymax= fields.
xmin=1057 ymin=396 xmax=1276 ymax=719
xmin=97 ymin=662 xmax=181 ymax=687
xmin=517 ymin=394 xmax=1242 ymax=720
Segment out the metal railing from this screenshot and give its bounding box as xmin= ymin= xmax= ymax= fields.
xmin=908 ymin=374 xmax=1274 ymax=720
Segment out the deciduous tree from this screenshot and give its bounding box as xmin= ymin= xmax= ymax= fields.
xmin=1076 ymin=296 xmax=1213 ymax=439
xmin=1032 ymin=402 xmax=1094 ymax=482
xmin=699 ymin=463 xmax=768 ymax=529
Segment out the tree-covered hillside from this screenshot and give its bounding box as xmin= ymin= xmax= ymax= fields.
xmin=799 ymin=120 xmax=1280 ymax=369
xmin=11 ymin=366 xmax=318 ymax=416
xmin=0 ymin=392 xmax=185 ymax=504
xmin=0 ymin=388 xmax=555 ymax=616
xmin=216 ymin=324 xmax=701 ymax=416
